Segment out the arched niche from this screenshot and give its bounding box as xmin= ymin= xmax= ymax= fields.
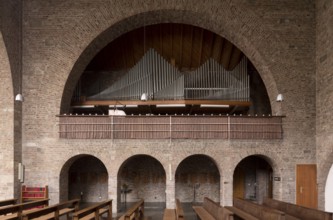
xmin=233 ymin=155 xmax=273 ymax=204
xmin=117 ymin=154 xmax=166 ymax=211
xmin=59 ymin=154 xmax=108 ymax=203
xmin=175 ymin=154 xmax=220 ymax=203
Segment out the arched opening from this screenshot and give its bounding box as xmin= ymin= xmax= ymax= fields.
xmin=117 ymin=155 xmax=166 ymax=212
xmin=0 ymin=31 xmax=16 ymax=198
xmin=175 ymin=154 xmax=220 ymax=204
xmin=68 ymin=23 xmax=271 ymax=116
xmin=325 ymin=164 xmax=333 ymax=212
xmin=233 ymin=155 xmax=273 ymax=204
xmin=59 ymin=155 xmax=108 ymax=204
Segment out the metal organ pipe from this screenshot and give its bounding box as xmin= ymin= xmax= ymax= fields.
xmin=87 ymin=49 xmax=249 ymax=102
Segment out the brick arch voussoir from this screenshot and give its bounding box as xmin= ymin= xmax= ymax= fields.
xmin=0 ymin=31 xmax=15 ymax=198
xmin=59 ymin=4 xmax=283 ymax=114
xmin=231 ymin=150 xmax=284 ymax=178
xmin=174 ymin=153 xmax=222 ymax=178
xmin=116 ymin=153 xmax=166 ymax=177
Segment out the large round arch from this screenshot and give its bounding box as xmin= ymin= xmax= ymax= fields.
xmin=56 ymin=4 xmax=284 ymax=115
xmin=59 ymin=154 xmax=108 ymax=203
xmin=0 ymin=31 xmax=15 ymax=199
xmin=175 ymin=154 xmax=220 ymax=204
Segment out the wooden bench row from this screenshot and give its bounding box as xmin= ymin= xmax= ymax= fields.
xmin=193 ymin=197 xmax=233 ymax=220
xmin=0 ymin=198 xmax=50 ymax=220
xmin=118 ymin=199 xmax=144 ymax=220
xmin=73 ymin=199 xmax=112 ymax=220
xmin=192 ymin=197 xmax=333 ymax=220
xmin=0 ymin=199 xmax=112 ymax=220
xmin=0 ymin=199 xmax=18 ymax=208
xmin=163 ymin=199 xmax=184 ymax=220
xmin=231 ymin=197 xmax=333 ymax=220
xmin=231 ymin=198 xmax=298 ymax=220
xmin=263 ymin=197 xmax=333 ymax=220
xmin=21 ymin=199 xmax=80 ymax=220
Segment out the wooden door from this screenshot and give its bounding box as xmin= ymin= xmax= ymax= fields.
xmin=233 ymin=167 xmax=245 ymax=199
xmin=296 ymin=164 xmax=317 ymax=208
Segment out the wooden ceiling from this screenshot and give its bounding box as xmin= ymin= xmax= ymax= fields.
xmin=86 ymin=23 xmax=244 ymax=72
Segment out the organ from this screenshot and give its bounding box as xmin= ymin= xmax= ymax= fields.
xmin=71 ymin=49 xmax=251 ymax=115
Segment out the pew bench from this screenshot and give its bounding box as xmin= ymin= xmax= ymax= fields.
xmin=233 ymin=198 xmax=300 ymax=220
xmin=0 ymin=199 xmax=49 ymax=220
xmin=175 ymin=199 xmax=184 ymax=220
xmin=263 ymin=197 xmax=333 ymax=220
xmin=0 ymin=199 xmax=17 ymax=208
xmin=72 ymin=200 xmax=112 ymax=220
xmin=163 ymin=209 xmax=176 ymax=220
xmin=20 ymin=199 xmax=80 ymax=220
xmin=224 ymin=206 xmax=259 ymax=220
xmin=163 ymin=199 xmax=184 ymax=220
xmin=118 ymin=199 xmax=145 ymax=220
xmin=192 ymin=197 xmax=233 ymax=220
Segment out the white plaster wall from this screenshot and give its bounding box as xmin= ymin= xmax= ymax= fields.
xmin=325 ymin=164 xmax=333 ymax=212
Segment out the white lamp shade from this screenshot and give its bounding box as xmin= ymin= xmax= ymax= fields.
xmin=15 ymin=94 xmax=24 ymax=102
xmin=140 ymin=93 xmax=148 ymax=101
xmin=276 ymin=94 xmax=283 ymax=102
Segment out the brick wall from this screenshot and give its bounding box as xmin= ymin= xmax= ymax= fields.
xmin=316 ymin=0 xmax=333 ymax=210
xmin=0 ymin=0 xmax=316 ymax=212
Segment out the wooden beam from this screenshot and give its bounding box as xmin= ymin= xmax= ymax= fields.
xmin=72 ymin=99 xmax=252 ymax=107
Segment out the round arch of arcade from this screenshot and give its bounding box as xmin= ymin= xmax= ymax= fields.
xmin=59 ymin=154 xmax=110 ymax=202
xmin=0 ymin=31 xmax=15 ymax=199
xmin=57 ymin=2 xmax=285 ymax=114
xmin=229 ymin=151 xmax=285 ymax=202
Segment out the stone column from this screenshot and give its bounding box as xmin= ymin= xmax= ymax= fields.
xmin=165 ymin=163 xmax=175 ymax=209
xmin=109 ymin=174 xmax=118 ymax=213
xmin=221 ymin=173 xmax=233 ymax=206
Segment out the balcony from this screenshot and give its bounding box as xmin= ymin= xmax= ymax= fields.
xmin=58 ymin=115 xmax=283 ymax=140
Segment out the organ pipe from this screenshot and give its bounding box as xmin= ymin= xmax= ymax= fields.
xmin=88 ymin=48 xmax=249 ymax=101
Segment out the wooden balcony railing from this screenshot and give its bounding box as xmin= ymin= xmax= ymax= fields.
xmin=57 ymin=115 xmax=283 ymax=140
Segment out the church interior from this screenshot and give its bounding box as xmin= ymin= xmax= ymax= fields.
xmin=1 ymin=0 xmax=333 ymax=219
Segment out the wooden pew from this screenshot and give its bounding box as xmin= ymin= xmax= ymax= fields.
xmin=175 ymin=199 xmax=184 ymax=220
xmin=192 ymin=197 xmax=233 ymax=220
xmin=21 ymin=199 xmax=80 ymax=220
xmin=163 ymin=209 xmax=176 ymax=220
xmin=232 ymin=198 xmax=300 ymax=220
xmin=72 ymin=200 xmax=112 ymax=220
xmin=118 ymin=199 xmax=144 ymax=220
xmin=224 ymin=206 xmax=259 ymax=220
xmin=263 ymin=197 xmax=333 ymax=220
xmin=163 ymin=199 xmax=184 ymax=220
xmin=0 ymin=199 xmax=17 ymax=208
xmin=0 ymin=198 xmax=49 ymax=220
